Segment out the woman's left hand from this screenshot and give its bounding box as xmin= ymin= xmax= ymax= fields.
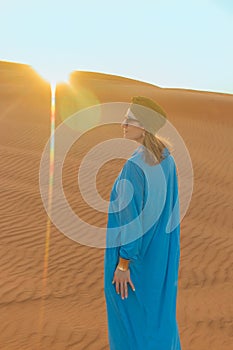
xmin=112 ymin=268 xmax=135 ymax=300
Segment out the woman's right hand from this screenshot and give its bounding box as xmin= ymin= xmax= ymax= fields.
xmin=112 ymin=268 xmax=135 ymax=299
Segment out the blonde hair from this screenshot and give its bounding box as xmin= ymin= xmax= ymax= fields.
xmin=130 ymin=96 xmax=173 ymax=165
xmin=142 ymin=131 xmax=173 ymax=166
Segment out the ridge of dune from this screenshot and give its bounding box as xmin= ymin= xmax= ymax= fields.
xmin=0 ymin=60 xmax=48 ymax=92
xmin=70 ymin=70 xmax=162 ymax=88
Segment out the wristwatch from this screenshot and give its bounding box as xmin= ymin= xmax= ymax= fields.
xmin=117 ymin=257 xmax=130 ymax=271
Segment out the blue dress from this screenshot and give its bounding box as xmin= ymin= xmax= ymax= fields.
xmin=104 ymin=145 xmax=181 ymax=350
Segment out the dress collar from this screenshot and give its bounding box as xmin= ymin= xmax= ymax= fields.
xmin=132 ymin=145 xmax=170 ymax=157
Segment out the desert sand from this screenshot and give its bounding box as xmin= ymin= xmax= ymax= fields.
xmin=0 ymin=61 xmax=233 ymax=349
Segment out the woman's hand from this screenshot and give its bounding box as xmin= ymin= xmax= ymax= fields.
xmin=112 ymin=268 xmax=135 ymax=299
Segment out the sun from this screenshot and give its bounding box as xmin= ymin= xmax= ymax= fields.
xmin=33 ymin=65 xmax=70 ymax=87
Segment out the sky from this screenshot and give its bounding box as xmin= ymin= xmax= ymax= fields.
xmin=0 ymin=0 xmax=232 ymax=94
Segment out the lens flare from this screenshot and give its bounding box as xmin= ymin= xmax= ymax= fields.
xmin=37 ymin=82 xmax=55 ymax=345
xmin=56 ymin=84 xmax=101 ymax=131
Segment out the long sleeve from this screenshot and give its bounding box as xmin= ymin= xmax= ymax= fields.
xmin=116 ymin=158 xmax=145 ymax=262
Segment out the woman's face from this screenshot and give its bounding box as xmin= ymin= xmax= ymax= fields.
xmin=121 ymin=112 xmax=145 ymax=142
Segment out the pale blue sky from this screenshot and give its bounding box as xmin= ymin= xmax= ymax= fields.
xmin=1 ymin=0 xmax=232 ymax=94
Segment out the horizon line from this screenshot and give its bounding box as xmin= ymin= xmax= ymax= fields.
xmin=0 ymin=59 xmax=232 ymax=97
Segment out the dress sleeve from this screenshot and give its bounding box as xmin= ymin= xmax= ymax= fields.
xmin=116 ymin=159 xmax=145 ymax=262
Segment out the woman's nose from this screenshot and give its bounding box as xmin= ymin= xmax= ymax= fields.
xmin=121 ymin=120 xmax=128 ymax=128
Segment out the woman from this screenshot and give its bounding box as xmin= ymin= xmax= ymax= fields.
xmin=104 ymin=96 xmax=181 ymax=350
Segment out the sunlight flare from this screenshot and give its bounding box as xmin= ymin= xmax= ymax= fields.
xmin=37 ymin=82 xmax=56 ymax=345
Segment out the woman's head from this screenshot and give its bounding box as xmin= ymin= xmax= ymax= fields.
xmin=130 ymin=96 xmax=167 ymax=135
xmin=121 ymin=110 xmax=145 ymax=143
xmin=121 ymin=96 xmax=172 ymax=165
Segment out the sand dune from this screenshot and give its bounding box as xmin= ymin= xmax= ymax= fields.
xmin=0 ymin=61 xmax=233 ymax=349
